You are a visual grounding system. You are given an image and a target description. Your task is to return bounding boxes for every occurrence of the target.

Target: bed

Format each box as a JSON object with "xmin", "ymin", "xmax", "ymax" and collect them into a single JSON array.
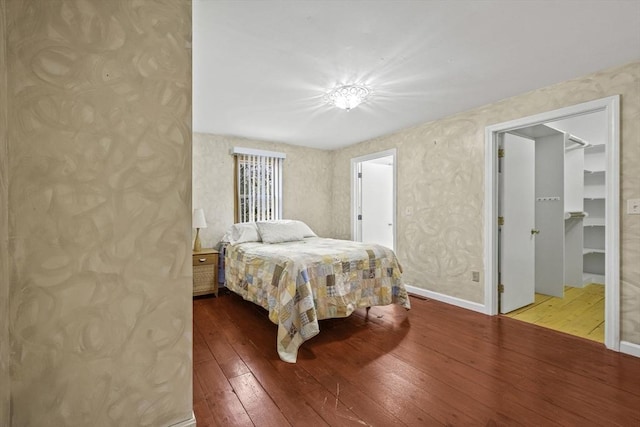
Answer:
[{"xmin": 223, "ymin": 220, "xmax": 411, "ymax": 363}]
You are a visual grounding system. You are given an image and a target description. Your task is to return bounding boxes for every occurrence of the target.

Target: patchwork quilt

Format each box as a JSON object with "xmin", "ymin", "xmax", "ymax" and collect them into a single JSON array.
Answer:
[{"xmin": 224, "ymin": 237, "xmax": 411, "ymax": 362}]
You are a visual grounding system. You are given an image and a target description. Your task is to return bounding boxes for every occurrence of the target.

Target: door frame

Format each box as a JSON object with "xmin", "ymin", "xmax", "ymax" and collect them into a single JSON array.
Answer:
[
  {"xmin": 350, "ymin": 149, "xmax": 397, "ymax": 250},
  {"xmin": 484, "ymin": 95, "xmax": 620, "ymax": 351}
]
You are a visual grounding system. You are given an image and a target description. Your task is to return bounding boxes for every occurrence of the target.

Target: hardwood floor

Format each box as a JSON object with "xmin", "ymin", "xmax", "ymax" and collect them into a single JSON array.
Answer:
[
  {"xmin": 193, "ymin": 290, "xmax": 640, "ymax": 427},
  {"xmin": 504, "ymin": 284, "xmax": 605, "ymax": 343}
]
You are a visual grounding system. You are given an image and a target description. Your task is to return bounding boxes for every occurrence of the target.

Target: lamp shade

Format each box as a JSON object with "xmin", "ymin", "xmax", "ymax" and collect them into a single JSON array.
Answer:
[{"xmin": 192, "ymin": 208, "xmax": 207, "ymax": 229}]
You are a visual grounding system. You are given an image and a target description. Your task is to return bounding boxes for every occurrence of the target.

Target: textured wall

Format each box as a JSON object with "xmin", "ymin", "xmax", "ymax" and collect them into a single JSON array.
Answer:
[
  {"xmin": 6, "ymin": 1, "xmax": 193, "ymax": 426},
  {"xmin": 331, "ymin": 62, "xmax": 640, "ymax": 344},
  {"xmin": 193, "ymin": 133, "xmax": 333, "ymax": 248},
  {"xmin": 0, "ymin": 0, "xmax": 10, "ymax": 424}
]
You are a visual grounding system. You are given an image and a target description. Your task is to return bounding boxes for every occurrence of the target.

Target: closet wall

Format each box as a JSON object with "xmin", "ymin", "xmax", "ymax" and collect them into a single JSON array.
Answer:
[
  {"xmin": 548, "ymin": 111, "xmax": 607, "ymax": 285},
  {"xmin": 563, "ymin": 134, "xmax": 586, "ymax": 288}
]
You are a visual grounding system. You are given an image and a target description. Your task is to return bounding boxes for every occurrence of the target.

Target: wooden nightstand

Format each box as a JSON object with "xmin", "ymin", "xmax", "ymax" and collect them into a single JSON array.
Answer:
[{"xmin": 193, "ymin": 249, "xmax": 219, "ymax": 297}]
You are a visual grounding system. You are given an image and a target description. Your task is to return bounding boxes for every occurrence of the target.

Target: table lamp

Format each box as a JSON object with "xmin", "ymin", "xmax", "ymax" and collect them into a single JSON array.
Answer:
[{"xmin": 192, "ymin": 208, "xmax": 207, "ymax": 251}]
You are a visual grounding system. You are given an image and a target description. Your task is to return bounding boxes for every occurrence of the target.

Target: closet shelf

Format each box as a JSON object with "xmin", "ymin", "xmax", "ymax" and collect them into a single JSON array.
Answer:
[
  {"xmin": 582, "ymin": 139, "xmax": 605, "ymax": 284},
  {"xmin": 583, "ymin": 248, "xmax": 605, "ymax": 255},
  {"xmin": 564, "ymin": 211, "xmax": 587, "ymax": 220},
  {"xmin": 584, "ymin": 218, "xmax": 605, "ymax": 227},
  {"xmin": 585, "ymin": 144, "xmax": 605, "ymax": 152}
]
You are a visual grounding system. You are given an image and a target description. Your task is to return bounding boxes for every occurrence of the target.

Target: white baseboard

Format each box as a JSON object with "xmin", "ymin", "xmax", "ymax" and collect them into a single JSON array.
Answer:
[
  {"xmin": 405, "ymin": 285, "xmax": 488, "ymax": 314},
  {"xmin": 620, "ymin": 341, "xmax": 640, "ymax": 358},
  {"xmin": 169, "ymin": 411, "xmax": 196, "ymax": 427}
]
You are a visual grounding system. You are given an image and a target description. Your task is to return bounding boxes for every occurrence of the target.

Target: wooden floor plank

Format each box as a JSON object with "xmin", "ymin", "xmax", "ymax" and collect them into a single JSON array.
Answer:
[
  {"xmin": 195, "ymin": 359, "xmax": 253, "ymax": 427},
  {"xmin": 229, "ymin": 372, "xmax": 292, "ymax": 427},
  {"xmin": 197, "ymin": 301, "xmax": 251, "ymax": 378},
  {"xmin": 302, "ymin": 387, "xmax": 390, "ymax": 427},
  {"xmin": 506, "ymin": 292, "xmax": 552, "ymax": 316},
  {"xmin": 238, "ymin": 354, "xmax": 330, "ymax": 426},
  {"xmin": 193, "ymin": 326, "xmax": 215, "ymax": 365},
  {"xmin": 193, "ymin": 291, "xmax": 640, "ymax": 426},
  {"xmin": 587, "ymin": 321, "xmax": 605, "ymax": 341},
  {"xmin": 193, "ymin": 371, "xmax": 206, "ymax": 403},
  {"xmin": 205, "ymin": 391, "xmax": 254, "ymax": 427},
  {"xmin": 192, "ymin": 399, "xmax": 219, "ymax": 427}
]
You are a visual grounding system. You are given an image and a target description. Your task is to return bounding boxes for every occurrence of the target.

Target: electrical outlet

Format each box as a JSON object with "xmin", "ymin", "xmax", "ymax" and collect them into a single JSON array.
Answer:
[
  {"xmin": 628, "ymin": 199, "xmax": 640, "ymax": 215},
  {"xmin": 472, "ymin": 271, "xmax": 480, "ymax": 282}
]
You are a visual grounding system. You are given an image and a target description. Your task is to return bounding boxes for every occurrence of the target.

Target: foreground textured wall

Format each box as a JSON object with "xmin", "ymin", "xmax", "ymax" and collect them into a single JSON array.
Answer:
[
  {"xmin": 0, "ymin": 0, "xmax": 10, "ymax": 424},
  {"xmin": 193, "ymin": 133, "xmax": 333, "ymax": 248},
  {"xmin": 7, "ymin": 1, "xmax": 193, "ymax": 425},
  {"xmin": 331, "ymin": 61, "xmax": 640, "ymax": 344}
]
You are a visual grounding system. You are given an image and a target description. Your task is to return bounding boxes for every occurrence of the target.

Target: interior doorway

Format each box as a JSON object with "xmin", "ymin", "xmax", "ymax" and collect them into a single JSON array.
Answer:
[
  {"xmin": 484, "ymin": 96, "xmax": 620, "ymax": 351},
  {"xmin": 498, "ymin": 112, "xmax": 607, "ymax": 342},
  {"xmin": 351, "ymin": 149, "xmax": 397, "ymax": 250}
]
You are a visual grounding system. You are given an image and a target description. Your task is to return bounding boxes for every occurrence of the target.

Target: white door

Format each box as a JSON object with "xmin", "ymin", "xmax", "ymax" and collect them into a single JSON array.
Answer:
[
  {"xmin": 360, "ymin": 157, "xmax": 394, "ymax": 249},
  {"xmin": 499, "ymin": 133, "xmax": 536, "ymax": 313}
]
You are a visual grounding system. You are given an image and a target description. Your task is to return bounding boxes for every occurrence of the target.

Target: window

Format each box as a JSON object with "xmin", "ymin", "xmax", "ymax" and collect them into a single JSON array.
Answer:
[{"xmin": 232, "ymin": 147, "xmax": 285, "ymax": 223}]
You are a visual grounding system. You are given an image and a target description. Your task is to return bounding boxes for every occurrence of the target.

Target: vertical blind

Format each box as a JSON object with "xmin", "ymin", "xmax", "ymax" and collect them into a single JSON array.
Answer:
[{"xmin": 234, "ymin": 148, "xmax": 285, "ymax": 223}]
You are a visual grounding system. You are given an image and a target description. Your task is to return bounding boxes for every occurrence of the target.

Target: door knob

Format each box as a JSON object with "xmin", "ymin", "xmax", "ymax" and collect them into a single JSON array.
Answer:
[{"xmin": 531, "ymin": 229, "xmax": 540, "ymax": 235}]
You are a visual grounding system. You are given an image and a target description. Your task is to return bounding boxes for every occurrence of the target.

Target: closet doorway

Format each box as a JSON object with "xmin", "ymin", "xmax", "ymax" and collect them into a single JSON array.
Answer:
[
  {"xmin": 484, "ymin": 96, "xmax": 620, "ymax": 351},
  {"xmin": 499, "ymin": 113, "xmax": 607, "ymax": 341},
  {"xmin": 351, "ymin": 149, "xmax": 397, "ymax": 250}
]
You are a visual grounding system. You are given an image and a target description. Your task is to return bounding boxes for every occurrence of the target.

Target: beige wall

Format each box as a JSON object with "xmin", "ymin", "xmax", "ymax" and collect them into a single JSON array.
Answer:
[
  {"xmin": 6, "ymin": 1, "xmax": 193, "ymax": 425},
  {"xmin": 331, "ymin": 61, "xmax": 640, "ymax": 344},
  {"xmin": 0, "ymin": 0, "xmax": 10, "ymax": 424},
  {"xmin": 193, "ymin": 133, "xmax": 333, "ymax": 248}
]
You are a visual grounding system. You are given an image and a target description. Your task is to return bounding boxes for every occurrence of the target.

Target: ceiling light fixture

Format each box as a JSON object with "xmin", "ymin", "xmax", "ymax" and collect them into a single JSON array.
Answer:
[{"xmin": 326, "ymin": 84, "xmax": 370, "ymax": 111}]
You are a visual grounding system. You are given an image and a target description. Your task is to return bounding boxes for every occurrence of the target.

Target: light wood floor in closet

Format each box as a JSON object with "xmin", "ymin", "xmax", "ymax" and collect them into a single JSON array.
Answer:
[{"xmin": 504, "ymin": 283, "xmax": 604, "ymax": 342}]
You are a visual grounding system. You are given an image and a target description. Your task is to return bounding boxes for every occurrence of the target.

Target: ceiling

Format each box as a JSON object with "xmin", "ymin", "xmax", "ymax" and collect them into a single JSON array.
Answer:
[{"xmin": 193, "ymin": 0, "xmax": 640, "ymax": 150}]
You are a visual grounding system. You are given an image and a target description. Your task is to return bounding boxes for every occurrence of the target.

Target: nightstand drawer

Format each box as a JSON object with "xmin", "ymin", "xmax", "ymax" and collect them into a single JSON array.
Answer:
[
  {"xmin": 193, "ymin": 254, "xmax": 216, "ymax": 266},
  {"xmin": 192, "ymin": 249, "xmax": 219, "ymax": 297}
]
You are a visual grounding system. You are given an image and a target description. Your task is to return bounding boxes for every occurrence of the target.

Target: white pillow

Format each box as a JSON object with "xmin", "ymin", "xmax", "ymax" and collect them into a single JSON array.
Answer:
[
  {"xmin": 228, "ymin": 222, "xmax": 261, "ymax": 244},
  {"xmin": 256, "ymin": 221, "xmax": 305, "ymax": 244},
  {"xmin": 261, "ymin": 219, "xmax": 317, "ymax": 237},
  {"xmin": 290, "ymin": 220, "xmax": 317, "ymax": 238}
]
